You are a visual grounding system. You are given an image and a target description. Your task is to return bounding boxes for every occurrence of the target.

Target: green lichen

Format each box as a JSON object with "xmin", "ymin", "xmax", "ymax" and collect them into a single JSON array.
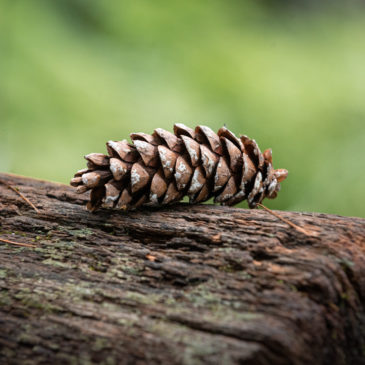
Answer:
[
  {"xmin": 218, "ymin": 265, "xmax": 236, "ymax": 273},
  {"xmin": 145, "ymin": 319, "xmax": 232, "ymax": 365},
  {"xmin": 35, "ymin": 240, "xmax": 75, "ymax": 254},
  {"xmin": 1, "ymin": 347, "xmax": 15, "ymax": 358},
  {"xmin": 104, "ymin": 356, "xmax": 116, "ymax": 365},
  {"xmin": 78, "ymin": 354, "xmax": 93, "ymax": 365},
  {"xmin": 290, "ymin": 284, "xmax": 298, "ymax": 292},
  {"xmin": 337, "ymin": 257, "xmax": 354, "ymax": 268},
  {"xmin": 52, "ymin": 240, "xmax": 75, "ymax": 249},
  {"xmin": 214, "ymin": 247, "xmax": 236, "ymax": 253},
  {"xmin": 0, "ymin": 291, "xmax": 12, "ymax": 307},
  {"xmin": 62, "ymin": 282, "xmax": 95, "ymax": 299},
  {"xmin": 0, "ymin": 269, "xmax": 7, "ymax": 279},
  {"xmin": 106, "ymin": 256, "xmax": 144, "ymax": 279},
  {"xmin": 183, "ymin": 340, "xmax": 225, "ymax": 365},
  {"xmin": 121, "ymin": 290, "xmax": 162, "ymax": 306},
  {"xmin": 17, "ymin": 332, "xmax": 39, "ymax": 345},
  {"xmin": 92, "ymin": 337, "xmax": 110, "ymax": 352},
  {"xmin": 13, "ymin": 288, "xmax": 62, "ymax": 314},
  {"xmin": 185, "ymin": 281, "xmax": 223, "ymax": 308},
  {"xmin": 239, "ymin": 271, "xmax": 252, "ymax": 279},
  {"xmin": 57, "ymin": 226, "xmax": 94, "ymax": 239},
  {"xmin": 42, "ymin": 258, "xmax": 76, "ymax": 269}
]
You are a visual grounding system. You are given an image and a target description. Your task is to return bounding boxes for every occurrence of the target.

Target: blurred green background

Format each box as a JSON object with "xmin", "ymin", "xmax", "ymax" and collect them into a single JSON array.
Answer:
[{"xmin": 1, "ymin": 0, "xmax": 364, "ymax": 217}]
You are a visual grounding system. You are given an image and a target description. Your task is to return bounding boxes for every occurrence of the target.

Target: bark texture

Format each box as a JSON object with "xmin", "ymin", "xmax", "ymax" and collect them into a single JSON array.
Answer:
[{"xmin": 0, "ymin": 173, "xmax": 364, "ymax": 365}]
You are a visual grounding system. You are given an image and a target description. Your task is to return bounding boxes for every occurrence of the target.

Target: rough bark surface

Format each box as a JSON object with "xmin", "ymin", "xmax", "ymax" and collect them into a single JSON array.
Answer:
[{"xmin": 0, "ymin": 173, "xmax": 364, "ymax": 365}]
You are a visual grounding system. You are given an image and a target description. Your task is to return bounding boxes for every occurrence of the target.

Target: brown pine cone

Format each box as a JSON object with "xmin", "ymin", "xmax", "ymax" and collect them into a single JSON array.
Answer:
[{"xmin": 70, "ymin": 124, "xmax": 288, "ymax": 212}]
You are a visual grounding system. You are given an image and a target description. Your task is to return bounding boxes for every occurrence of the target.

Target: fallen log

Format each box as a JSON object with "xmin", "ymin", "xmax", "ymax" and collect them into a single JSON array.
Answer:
[{"xmin": 0, "ymin": 173, "xmax": 364, "ymax": 365}]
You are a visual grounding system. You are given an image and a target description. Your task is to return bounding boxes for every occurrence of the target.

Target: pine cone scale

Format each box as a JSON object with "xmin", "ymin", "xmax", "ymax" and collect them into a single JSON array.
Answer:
[
  {"xmin": 158, "ymin": 145, "xmax": 177, "ymax": 179},
  {"xmin": 213, "ymin": 157, "xmax": 230, "ymax": 192},
  {"xmin": 180, "ymin": 135, "xmax": 201, "ymax": 167}
]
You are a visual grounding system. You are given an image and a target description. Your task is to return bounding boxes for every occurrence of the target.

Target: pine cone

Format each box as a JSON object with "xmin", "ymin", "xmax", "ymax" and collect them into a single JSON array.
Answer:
[{"xmin": 70, "ymin": 124, "xmax": 288, "ymax": 212}]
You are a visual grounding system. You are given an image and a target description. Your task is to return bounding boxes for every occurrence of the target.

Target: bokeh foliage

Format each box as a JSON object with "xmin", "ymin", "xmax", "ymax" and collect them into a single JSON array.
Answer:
[{"xmin": 1, "ymin": 0, "xmax": 364, "ymax": 217}]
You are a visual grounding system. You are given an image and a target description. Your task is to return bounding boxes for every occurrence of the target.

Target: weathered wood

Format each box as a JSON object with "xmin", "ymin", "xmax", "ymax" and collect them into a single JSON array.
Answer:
[{"xmin": 0, "ymin": 172, "xmax": 364, "ymax": 365}]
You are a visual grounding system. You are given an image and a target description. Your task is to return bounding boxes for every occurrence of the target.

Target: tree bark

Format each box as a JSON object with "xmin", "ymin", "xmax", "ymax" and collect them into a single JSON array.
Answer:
[{"xmin": 0, "ymin": 173, "xmax": 364, "ymax": 365}]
